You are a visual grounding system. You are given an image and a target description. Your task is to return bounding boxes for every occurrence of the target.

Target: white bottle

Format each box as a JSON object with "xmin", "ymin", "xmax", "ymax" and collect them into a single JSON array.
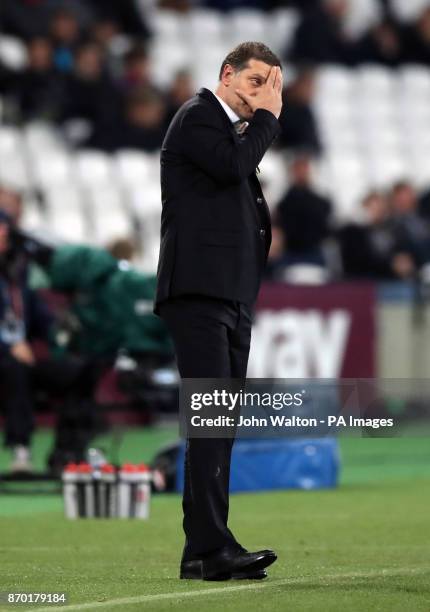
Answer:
[
  {"xmin": 117, "ymin": 464, "xmax": 137, "ymax": 518},
  {"xmin": 62, "ymin": 463, "xmax": 79, "ymax": 519},
  {"xmin": 134, "ymin": 464, "xmax": 151, "ymax": 520},
  {"xmin": 99, "ymin": 464, "xmax": 117, "ymax": 518},
  {"xmin": 78, "ymin": 463, "xmax": 95, "ymax": 518}
]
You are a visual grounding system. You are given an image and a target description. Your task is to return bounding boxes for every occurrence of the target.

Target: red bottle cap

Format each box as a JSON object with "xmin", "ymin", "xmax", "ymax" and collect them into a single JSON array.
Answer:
[
  {"xmin": 122, "ymin": 463, "xmax": 138, "ymax": 472},
  {"xmin": 101, "ymin": 464, "xmax": 116, "ymax": 473},
  {"xmin": 77, "ymin": 462, "xmax": 92, "ymax": 473},
  {"xmin": 64, "ymin": 463, "xmax": 78, "ymax": 472},
  {"xmin": 137, "ymin": 463, "xmax": 150, "ymax": 472}
]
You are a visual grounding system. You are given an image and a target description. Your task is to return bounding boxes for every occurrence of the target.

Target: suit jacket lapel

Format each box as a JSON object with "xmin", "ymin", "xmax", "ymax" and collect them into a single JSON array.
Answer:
[{"xmin": 197, "ymin": 88, "xmax": 239, "ymax": 138}]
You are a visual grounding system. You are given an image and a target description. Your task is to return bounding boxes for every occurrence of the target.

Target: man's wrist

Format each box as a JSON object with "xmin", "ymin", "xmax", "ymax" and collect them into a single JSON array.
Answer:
[{"xmin": 253, "ymin": 108, "xmax": 281, "ymax": 124}]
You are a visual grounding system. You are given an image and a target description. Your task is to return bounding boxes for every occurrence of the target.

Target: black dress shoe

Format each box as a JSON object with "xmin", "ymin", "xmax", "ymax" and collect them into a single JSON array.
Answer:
[
  {"xmin": 180, "ymin": 559, "xmax": 267, "ymax": 580},
  {"xmin": 201, "ymin": 547, "xmax": 277, "ymax": 581}
]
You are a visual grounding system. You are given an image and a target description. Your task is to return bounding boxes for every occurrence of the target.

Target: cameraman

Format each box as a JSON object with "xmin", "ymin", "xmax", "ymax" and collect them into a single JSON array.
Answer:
[{"xmin": 0, "ymin": 210, "xmax": 96, "ymax": 473}]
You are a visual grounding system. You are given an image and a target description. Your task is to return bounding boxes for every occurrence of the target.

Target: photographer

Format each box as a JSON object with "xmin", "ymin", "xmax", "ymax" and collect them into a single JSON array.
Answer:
[{"xmin": 0, "ymin": 210, "xmax": 97, "ymax": 473}]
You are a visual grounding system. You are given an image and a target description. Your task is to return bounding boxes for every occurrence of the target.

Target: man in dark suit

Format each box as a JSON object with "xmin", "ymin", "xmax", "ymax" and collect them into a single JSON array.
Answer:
[{"xmin": 154, "ymin": 42, "xmax": 283, "ymax": 581}]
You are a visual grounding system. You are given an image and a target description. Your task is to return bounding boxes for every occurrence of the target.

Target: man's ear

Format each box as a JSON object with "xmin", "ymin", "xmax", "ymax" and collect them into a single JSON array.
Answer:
[{"xmin": 221, "ymin": 64, "xmax": 234, "ymax": 86}]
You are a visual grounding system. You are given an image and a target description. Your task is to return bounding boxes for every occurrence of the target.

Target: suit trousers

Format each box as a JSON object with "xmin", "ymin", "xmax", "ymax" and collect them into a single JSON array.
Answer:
[{"xmin": 158, "ymin": 294, "xmax": 253, "ymax": 558}]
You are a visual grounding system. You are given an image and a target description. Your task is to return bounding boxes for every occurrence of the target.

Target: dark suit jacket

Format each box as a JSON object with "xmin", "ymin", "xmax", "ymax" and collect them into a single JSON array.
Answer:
[{"xmin": 154, "ymin": 87, "xmax": 280, "ymax": 314}]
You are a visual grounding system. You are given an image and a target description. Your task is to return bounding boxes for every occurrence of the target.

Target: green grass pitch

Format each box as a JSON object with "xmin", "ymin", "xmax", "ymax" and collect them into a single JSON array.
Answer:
[{"xmin": 0, "ymin": 430, "xmax": 429, "ymax": 612}]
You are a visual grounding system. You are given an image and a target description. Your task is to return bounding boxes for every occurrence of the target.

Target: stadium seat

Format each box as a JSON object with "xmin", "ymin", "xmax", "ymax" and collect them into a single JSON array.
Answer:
[
  {"xmin": 114, "ymin": 150, "xmax": 154, "ymax": 189},
  {"xmin": 320, "ymin": 154, "xmax": 369, "ymax": 218},
  {"xmin": 187, "ymin": 9, "xmax": 224, "ymax": 44},
  {"xmin": 399, "ymin": 65, "xmax": 430, "ymax": 95},
  {"xmin": 227, "ymin": 10, "xmax": 269, "ymax": 47},
  {"xmin": 389, "ymin": 0, "xmax": 430, "ymax": 22},
  {"xmin": 149, "ymin": 9, "xmax": 185, "ymax": 42},
  {"xmin": 355, "ymin": 65, "xmax": 395, "ymax": 99},
  {"xmin": 74, "ymin": 151, "xmax": 113, "ymax": 188},
  {"xmin": 0, "ymin": 36, "xmax": 27, "ymax": 70},
  {"xmin": 0, "ymin": 126, "xmax": 23, "ymax": 156},
  {"xmin": 361, "ymin": 126, "xmax": 404, "ymax": 155},
  {"xmin": 84, "ymin": 185, "xmax": 132, "ymax": 245},
  {"xmin": 24, "ymin": 122, "xmax": 65, "ymax": 163},
  {"xmin": 268, "ymin": 8, "xmax": 300, "ymax": 55},
  {"xmin": 345, "ymin": 0, "xmax": 382, "ymax": 37},
  {"xmin": 315, "ymin": 67, "xmax": 354, "ymax": 100},
  {"xmin": 367, "ymin": 152, "xmax": 409, "ymax": 188},
  {"xmin": 191, "ymin": 44, "xmax": 227, "ymax": 89},
  {"xmin": 128, "ymin": 184, "xmax": 162, "ymax": 218},
  {"xmin": 0, "ymin": 152, "xmax": 29, "ymax": 191},
  {"xmin": 43, "ymin": 186, "xmax": 88, "ymax": 242},
  {"xmin": 408, "ymin": 148, "xmax": 430, "ymax": 187},
  {"xmin": 150, "ymin": 40, "xmax": 192, "ymax": 87},
  {"xmin": 86, "ymin": 184, "xmax": 127, "ymax": 215},
  {"xmin": 33, "ymin": 152, "xmax": 73, "ymax": 189}
]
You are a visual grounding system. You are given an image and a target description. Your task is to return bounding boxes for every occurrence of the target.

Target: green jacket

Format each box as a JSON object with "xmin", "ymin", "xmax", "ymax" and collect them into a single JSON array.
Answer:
[{"xmin": 49, "ymin": 245, "xmax": 172, "ymax": 357}]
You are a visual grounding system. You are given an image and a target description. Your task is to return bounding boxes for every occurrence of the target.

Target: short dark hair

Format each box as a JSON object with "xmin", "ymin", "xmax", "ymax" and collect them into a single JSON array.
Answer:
[{"xmin": 219, "ymin": 42, "xmax": 281, "ymax": 81}]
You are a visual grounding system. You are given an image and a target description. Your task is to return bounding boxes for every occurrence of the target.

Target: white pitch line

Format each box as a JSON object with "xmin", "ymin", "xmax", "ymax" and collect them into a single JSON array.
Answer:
[{"xmin": 31, "ymin": 566, "xmax": 430, "ymax": 612}]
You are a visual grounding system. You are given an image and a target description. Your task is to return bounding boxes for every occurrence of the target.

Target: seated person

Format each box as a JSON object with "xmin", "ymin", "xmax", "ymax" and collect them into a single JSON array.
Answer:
[
  {"xmin": 0, "ymin": 211, "xmax": 96, "ymax": 473},
  {"xmin": 338, "ymin": 191, "xmax": 416, "ymax": 280}
]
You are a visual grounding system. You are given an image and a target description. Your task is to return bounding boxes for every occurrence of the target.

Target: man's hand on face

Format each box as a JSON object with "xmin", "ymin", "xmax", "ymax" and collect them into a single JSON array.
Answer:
[
  {"xmin": 235, "ymin": 66, "xmax": 283, "ymax": 120},
  {"xmin": 11, "ymin": 341, "xmax": 35, "ymax": 366}
]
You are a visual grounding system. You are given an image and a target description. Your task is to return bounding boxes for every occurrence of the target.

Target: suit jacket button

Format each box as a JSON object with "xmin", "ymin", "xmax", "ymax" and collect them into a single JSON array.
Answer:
[
  {"xmin": 260, "ymin": 229, "xmax": 266, "ymax": 237},
  {"xmin": 257, "ymin": 197, "xmax": 263, "ymax": 204}
]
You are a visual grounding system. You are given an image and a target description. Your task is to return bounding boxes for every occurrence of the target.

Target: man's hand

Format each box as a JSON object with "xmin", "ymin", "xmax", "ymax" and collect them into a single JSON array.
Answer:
[
  {"xmin": 11, "ymin": 341, "xmax": 35, "ymax": 365},
  {"xmin": 235, "ymin": 66, "xmax": 283, "ymax": 119}
]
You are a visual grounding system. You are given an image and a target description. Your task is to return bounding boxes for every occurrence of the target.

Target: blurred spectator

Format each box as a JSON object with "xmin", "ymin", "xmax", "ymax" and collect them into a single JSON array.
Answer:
[
  {"xmin": 10, "ymin": 37, "xmax": 64, "ymax": 122},
  {"xmin": 158, "ymin": 0, "xmax": 192, "ymax": 11},
  {"xmin": 289, "ymin": 0, "xmax": 356, "ymax": 65},
  {"xmin": 87, "ymin": 0, "xmax": 151, "ymax": 38},
  {"xmin": 60, "ymin": 41, "xmax": 120, "ymax": 125},
  {"xmin": 201, "ymin": 0, "xmax": 267, "ymax": 9},
  {"xmin": 268, "ymin": 155, "xmax": 332, "ymax": 277},
  {"xmin": 164, "ymin": 69, "xmax": 194, "ymax": 126},
  {"xmin": 0, "ymin": 187, "xmax": 23, "ymax": 226},
  {"xmin": 277, "ymin": 68, "xmax": 321, "ymax": 154},
  {"xmin": 338, "ymin": 191, "xmax": 416, "ymax": 279},
  {"xmin": 0, "ymin": 211, "xmax": 96, "ymax": 473},
  {"xmin": 50, "ymin": 8, "xmax": 81, "ymax": 72},
  {"xmin": 118, "ymin": 44, "xmax": 152, "ymax": 94},
  {"xmin": 402, "ymin": 7, "xmax": 430, "ymax": 65},
  {"xmin": 107, "ymin": 238, "xmax": 137, "ymax": 262},
  {"xmin": 88, "ymin": 88, "xmax": 166, "ymax": 153},
  {"xmin": 0, "ymin": 0, "xmax": 52, "ymax": 39},
  {"xmin": 389, "ymin": 181, "xmax": 430, "ymax": 268},
  {"xmin": 356, "ymin": 19, "xmax": 403, "ymax": 67}
]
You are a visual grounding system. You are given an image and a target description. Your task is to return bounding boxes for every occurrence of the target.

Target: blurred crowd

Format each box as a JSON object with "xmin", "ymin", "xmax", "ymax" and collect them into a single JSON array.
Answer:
[
  {"xmin": 0, "ymin": 2, "xmax": 192, "ymax": 151},
  {"xmin": 2, "ymin": 0, "xmax": 430, "ymax": 282},
  {"xmin": 267, "ymin": 156, "xmax": 430, "ymax": 283},
  {"xmin": 1, "ymin": 1, "xmax": 430, "ymax": 148}
]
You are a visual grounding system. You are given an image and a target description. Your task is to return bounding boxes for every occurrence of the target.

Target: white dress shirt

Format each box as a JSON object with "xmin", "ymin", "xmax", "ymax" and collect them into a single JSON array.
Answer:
[{"xmin": 214, "ymin": 93, "xmax": 240, "ymax": 124}]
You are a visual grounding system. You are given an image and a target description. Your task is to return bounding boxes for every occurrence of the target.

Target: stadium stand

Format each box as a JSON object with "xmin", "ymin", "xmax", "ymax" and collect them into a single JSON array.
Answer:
[{"xmin": 1, "ymin": 1, "xmax": 430, "ymax": 275}]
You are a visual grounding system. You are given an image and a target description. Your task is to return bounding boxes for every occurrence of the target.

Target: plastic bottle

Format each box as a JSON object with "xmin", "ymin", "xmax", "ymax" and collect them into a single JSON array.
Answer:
[
  {"xmin": 99, "ymin": 464, "xmax": 117, "ymax": 518},
  {"xmin": 77, "ymin": 462, "xmax": 95, "ymax": 518},
  {"xmin": 62, "ymin": 463, "xmax": 79, "ymax": 519},
  {"xmin": 134, "ymin": 464, "xmax": 151, "ymax": 520},
  {"xmin": 117, "ymin": 464, "xmax": 137, "ymax": 518}
]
